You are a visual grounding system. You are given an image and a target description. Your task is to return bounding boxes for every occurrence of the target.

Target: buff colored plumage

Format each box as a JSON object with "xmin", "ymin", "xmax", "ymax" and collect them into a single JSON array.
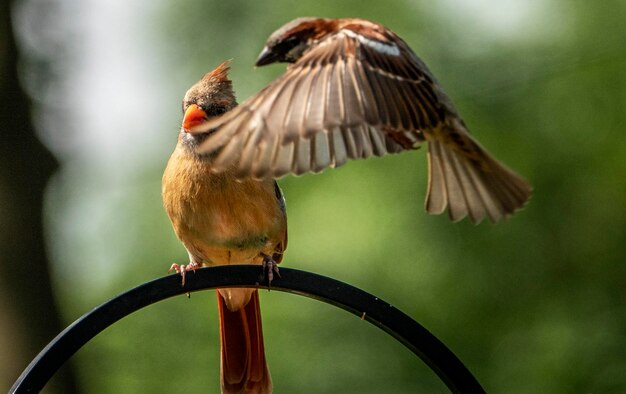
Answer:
[{"xmin": 163, "ymin": 62, "xmax": 285, "ymax": 393}]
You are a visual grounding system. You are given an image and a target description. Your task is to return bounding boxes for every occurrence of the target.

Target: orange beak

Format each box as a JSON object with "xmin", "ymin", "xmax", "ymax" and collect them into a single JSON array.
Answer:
[{"xmin": 182, "ymin": 104, "xmax": 208, "ymax": 131}]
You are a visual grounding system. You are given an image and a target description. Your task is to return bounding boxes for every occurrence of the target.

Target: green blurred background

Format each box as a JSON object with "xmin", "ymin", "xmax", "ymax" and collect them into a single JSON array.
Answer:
[{"xmin": 2, "ymin": 0, "xmax": 625, "ymax": 392}]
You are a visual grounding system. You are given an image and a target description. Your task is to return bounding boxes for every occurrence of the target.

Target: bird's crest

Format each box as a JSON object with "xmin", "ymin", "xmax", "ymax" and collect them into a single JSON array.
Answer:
[{"xmin": 204, "ymin": 60, "xmax": 232, "ymax": 83}]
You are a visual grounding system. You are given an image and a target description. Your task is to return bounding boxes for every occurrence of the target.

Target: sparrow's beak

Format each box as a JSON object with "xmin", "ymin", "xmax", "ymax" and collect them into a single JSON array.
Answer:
[
  {"xmin": 182, "ymin": 104, "xmax": 208, "ymax": 132},
  {"xmin": 255, "ymin": 46, "xmax": 279, "ymax": 67}
]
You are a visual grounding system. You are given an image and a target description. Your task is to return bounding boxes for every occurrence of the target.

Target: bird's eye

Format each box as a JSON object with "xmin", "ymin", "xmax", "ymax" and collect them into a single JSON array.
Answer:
[
  {"xmin": 205, "ymin": 103, "xmax": 227, "ymax": 117},
  {"xmin": 277, "ymin": 36, "xmax": 300, "ymax": 53}
]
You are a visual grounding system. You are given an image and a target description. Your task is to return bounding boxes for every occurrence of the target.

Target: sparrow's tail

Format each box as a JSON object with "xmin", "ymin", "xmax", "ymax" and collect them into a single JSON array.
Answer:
[
  {"xmin": 217, "ymin": 290, "xmax": 272, "ymax": 394},
  {"xmin": 425, "ymin": 118, "xmax": 532, "ymax": 224}
]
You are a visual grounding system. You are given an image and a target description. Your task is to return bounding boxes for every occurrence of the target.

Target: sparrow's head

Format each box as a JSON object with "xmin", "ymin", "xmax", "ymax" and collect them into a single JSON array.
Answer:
[
  {"xmin": 181, "ymin": 61, "xmax": 237, "ymax": 132},
  {"xmin": 255, "ymin": 17, "xmax": 338, "ymax": 66}
]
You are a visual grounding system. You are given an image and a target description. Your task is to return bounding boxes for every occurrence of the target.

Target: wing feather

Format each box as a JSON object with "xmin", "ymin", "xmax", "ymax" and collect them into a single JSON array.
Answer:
[
  {"xmin": 312, "ymin": 131, "xmax": 332, "ymax": 172},
  {"xmin": 284, "ymin": 64, "xmax": 316, "ymax": 135},
  {"xmin": 303, "ymin": 60, "xmax": 331, "ymax": 136},
  {"xmin": 325, "ymin": 60, "xmax": 344, "ymax": 126},
  {"xmin": 330, "ymin": 127, "xmax": 348, "ymax": 167},
  {"xmin": 352, "ymin": 59, "xmax": 380, "ymax": 124},
  {"xmin": 340, "ymin": 125, "xmax": 358, "ymax": 159},
  {"xmin": 271, "ymin": 139, "xmax": 295, "ymax": 178},
  {"xmin": 342, "ymin": 56, "xmax": 365, "ymax": 126},
  {"xmin": 293, "ymin": 136, "xmax": 311, "ymax": 175}
]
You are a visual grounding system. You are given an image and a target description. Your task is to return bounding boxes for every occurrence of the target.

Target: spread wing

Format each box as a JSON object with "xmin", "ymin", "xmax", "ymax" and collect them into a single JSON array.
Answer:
[{"xmin": 191, "ymin": 28, "xmax": 447, "ymax": 179}]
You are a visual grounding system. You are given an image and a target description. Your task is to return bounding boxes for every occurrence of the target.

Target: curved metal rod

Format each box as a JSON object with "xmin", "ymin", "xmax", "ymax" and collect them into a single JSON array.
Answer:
[{"xmin": 11, "ymin": 266, "xmax": 484, "ymax": 393}]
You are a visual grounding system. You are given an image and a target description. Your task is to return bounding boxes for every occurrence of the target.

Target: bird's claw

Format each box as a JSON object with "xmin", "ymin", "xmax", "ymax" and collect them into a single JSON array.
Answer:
[
  {"xmin": 261, "ymin": 255, "xmax": 281, "ymax": 289},
  {"xmin": 169, "ymin": 262, "xmax": 199, "ymax": 287}
]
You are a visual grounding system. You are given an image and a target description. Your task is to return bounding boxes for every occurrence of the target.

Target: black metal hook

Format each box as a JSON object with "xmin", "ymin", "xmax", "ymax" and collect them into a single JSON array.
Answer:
[{"xmin": 10, "ymin": 265, "xmax": 485, "ymax": 393}]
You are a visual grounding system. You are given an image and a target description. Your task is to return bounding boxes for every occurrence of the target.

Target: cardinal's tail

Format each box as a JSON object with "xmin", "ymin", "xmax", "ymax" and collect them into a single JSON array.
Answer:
[
  {"xmin": 425, "ymin": 118, "xmax": 532, "ymax": 224},
  {"xmin": 217, "ymin": 290, "xmax": 272, "ymax": 394}
]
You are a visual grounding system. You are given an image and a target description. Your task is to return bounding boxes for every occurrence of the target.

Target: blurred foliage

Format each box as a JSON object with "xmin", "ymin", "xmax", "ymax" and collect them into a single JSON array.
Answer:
[{"xmin": 4, "ymin": 0, "xmax": 626, "ymax": 392}]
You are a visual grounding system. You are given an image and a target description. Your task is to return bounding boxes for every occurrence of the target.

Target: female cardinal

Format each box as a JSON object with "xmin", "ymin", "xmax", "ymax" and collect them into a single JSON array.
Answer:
[{"xmin": 162, "ymin": 61, "xmax": 286, "ymax": 393}]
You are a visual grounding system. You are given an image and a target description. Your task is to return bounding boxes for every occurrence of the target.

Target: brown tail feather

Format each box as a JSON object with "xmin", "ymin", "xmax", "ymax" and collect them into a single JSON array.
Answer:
[
  {"xmin": 218, "ymin": 290, "xmax": 272, "ymax": 394},
  {"xmin": 426, "ymin": 120, "xmax": 532, "ymax": 224}
]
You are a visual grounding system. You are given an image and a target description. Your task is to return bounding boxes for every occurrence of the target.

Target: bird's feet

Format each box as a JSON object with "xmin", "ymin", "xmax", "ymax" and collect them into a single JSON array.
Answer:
[
  {"xmin": 169, "ymin": 262, "xmax": 199, "ymax": 287},
  {"xmin": 261, "ymin": 254, "xmax": 281, "ymax": 289}
]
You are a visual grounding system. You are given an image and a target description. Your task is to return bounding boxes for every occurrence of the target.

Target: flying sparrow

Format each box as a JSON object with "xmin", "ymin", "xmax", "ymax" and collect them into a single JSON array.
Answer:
[{"xmin": 191, "ymin": 17, "xmax": 532, "ymax": 224}]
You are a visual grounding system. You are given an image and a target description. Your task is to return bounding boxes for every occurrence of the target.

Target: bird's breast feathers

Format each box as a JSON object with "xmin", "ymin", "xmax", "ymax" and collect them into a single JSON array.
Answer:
[{"xmin": 162, "ymin": 145, "xmax": 285, "ymax": 255}]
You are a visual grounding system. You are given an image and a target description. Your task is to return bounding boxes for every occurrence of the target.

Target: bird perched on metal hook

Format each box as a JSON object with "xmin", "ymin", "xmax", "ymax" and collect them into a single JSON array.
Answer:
[{"xmin": 163, "ymin": 62, "xmax": 285, "ymax": 394}]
